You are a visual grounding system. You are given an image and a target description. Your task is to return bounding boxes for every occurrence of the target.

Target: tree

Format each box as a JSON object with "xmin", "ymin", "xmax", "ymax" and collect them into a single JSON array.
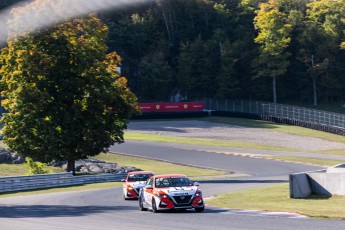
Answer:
[
  {"xmin": 177, "ymin": 35, "xmax": 216, "ymax": 99},
  {"xmin": 0, "ymin": 2, "xmax": 137, "ymax": 175},
  {"xmin": 296, "ymin": 0, "xmax": 345, "ymax": 105},
  {"xmin": 216, "ymin": 39, "xmax": 241, "ymax": 99},
  {"xmin": 253, "ymin": 0, "xmax": 292, "ymax": 103},
  {"xmin": 138, "ymin": 51, "xmax": 173, "ymax": 101},
  {"xmin": 107, "ymin": 13, "xmax": 153, "ymax": 94}
]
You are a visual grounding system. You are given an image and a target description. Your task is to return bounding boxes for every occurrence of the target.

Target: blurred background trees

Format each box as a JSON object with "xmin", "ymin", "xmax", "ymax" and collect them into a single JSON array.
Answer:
[{"xmin": 1, "ymin": 0, "xmax": 344, "ymax": 104}]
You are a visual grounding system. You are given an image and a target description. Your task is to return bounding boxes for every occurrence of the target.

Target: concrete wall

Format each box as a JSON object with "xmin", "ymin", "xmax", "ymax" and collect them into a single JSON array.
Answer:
[
  {"xmin": 290, "ymin": 165, "xmax": 345, "ymax": 198},
  {"xmin": 289, "ymin": 173, "xmax": 312, "ymax": 198},
  {"xmin": 308, "ymin": 172, "xmax": 345, "ymax": 195}
]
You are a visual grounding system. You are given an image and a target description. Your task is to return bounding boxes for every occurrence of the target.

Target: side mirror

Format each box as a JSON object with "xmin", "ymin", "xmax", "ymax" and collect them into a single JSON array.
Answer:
[
  {"xmin": 121, "ymin": 179, "xmax": 125, "ymax": 182},
  {"xmin": 194, "ymin": 182, "xmax": 200, "ymax": 186},
  {"xmin": 145, "ymin": 185, "xmax": 153, "ymax": 190}
]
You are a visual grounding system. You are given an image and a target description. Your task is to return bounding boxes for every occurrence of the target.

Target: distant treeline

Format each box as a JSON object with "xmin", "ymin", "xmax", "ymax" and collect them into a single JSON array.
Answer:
[
  {"xmin": 1, "ymin": 0, "xmax": 344, "ymax": 105},
  {"xmin": 101, "ymin": 0, "xmax": 344, "ymax": 105}
]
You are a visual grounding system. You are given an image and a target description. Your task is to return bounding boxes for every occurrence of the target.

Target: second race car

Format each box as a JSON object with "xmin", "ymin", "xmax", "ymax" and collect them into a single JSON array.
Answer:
[{"xmin": 122, "ymin": 171, "xmax": 154, "ymax": 200}]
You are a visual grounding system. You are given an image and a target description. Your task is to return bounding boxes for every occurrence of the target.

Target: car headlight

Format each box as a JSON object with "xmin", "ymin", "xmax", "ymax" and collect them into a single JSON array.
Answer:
[
  {"xmin": 195, "ymin": 190, "xmax": 202, "ymax": 197},
  {"xmin": 156, "ymin": 191, "xmax": 168, "ymax": 198}
]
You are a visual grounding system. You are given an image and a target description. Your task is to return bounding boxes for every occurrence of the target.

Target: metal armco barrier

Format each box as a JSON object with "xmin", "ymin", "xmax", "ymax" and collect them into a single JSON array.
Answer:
[{"xmin": 0, "ymin": 172, "xmax": 127, "ymax": 193}]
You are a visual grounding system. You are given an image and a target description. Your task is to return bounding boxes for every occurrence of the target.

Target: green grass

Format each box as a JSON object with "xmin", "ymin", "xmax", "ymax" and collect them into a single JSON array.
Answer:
[
  {"xmin": 0, "ymin": 152, "xmax": 228, "ymax": 198},
  {"xmin": 263, "ymin": 156, "xmax": 344, "ymax": 167},
  {"xmin": 0, "ymin": 182, "xmax": 122, "ymax": 198},
  {"xmin": 0, "ymin": 153, "xmax": 228, "ymax": 178},
  {"xmin": 317, "ymin": 148, "xmax": 345, "ymax": 156},
  {"xmin": 206, "ymin": 183, "xmax": 345, "ymax": 219},
  {"xmin": 0, "ymin": 140, "xmax": 8, "ymax": 149},
  {"xmin": 199, "ymin": 117, "xmax": 345, "ymax": 145},
  {"xmin": 94, "ymin": 152, "xmax": 229, "ymax": 177},
  {"xmin": 0, "ymin": 164, "xmax": 65, "ymax": 177},
  {"xmin": 124, "ymin": 132, "xmax": 298, "ymax": 152},
  {"xmin": 127, "ymin": 117, "xmax": 345, "ymax": 153}
]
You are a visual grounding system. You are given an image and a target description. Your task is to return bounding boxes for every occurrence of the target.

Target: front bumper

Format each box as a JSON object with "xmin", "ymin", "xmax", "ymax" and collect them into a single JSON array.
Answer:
[
  {"xmin": 125, "ymin": 187, "xmax": 142, "ymax": 199},
  {"xmin": 156, "ymin": 195, "xmax": 204, "ymax": 210}
]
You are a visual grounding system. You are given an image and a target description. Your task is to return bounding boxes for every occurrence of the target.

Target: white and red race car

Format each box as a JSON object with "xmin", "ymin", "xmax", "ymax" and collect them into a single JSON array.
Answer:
[
  {"xmin": 122, "ymin": 171, "xmax": 154, "ymax": 200},
  {"xmin": 138, "ymin": 174, "xmax": 204, "ymax": 212}
]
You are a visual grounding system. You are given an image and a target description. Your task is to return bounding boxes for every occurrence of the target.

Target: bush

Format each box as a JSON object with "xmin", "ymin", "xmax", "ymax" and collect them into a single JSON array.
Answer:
[{"xmin": 25, "ymin": 157, "xmax": 49, "ymax": 175}]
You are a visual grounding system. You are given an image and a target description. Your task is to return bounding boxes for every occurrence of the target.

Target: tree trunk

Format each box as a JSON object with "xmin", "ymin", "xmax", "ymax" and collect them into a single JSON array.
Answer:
[
  {"xmin": 67, "ymin": 159, "xmax": 76, "ymax": 176},
  {"xmin": 311, "ymin": 55, "xmax": 317, "ymax": 106},
  {"xmin": 272, "ymin": 76, "xmax": 277, "ymax": 104},
  {"xmin": 162, "ymin": 10, "xmax": 172, "ymax": 41},
  {"xmin": 312, "ymin": 75, "xmax": 317, "ymax": 106}
]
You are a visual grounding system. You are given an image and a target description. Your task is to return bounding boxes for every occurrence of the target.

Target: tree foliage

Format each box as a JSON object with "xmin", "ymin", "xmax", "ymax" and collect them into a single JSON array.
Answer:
[
  {"xmin": 1, "ymin": 0, "xmax": 345, "ymax": 105},
  {"xmin": 0, "ymin": 2, "xmax": 137, "ymax": 174},
  {"xmin": 25, "ymin": 157, "xmax": 49, "ymax": 175},
  {"xmin": 253, "ymin": 0, "xmax": 292, "ymax": 103}
]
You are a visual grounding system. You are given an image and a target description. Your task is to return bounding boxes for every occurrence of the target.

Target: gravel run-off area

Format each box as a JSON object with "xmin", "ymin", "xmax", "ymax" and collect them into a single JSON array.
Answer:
[{"xmin": 127, "ymin": 120, "xmax": 345, "ymax": 152}]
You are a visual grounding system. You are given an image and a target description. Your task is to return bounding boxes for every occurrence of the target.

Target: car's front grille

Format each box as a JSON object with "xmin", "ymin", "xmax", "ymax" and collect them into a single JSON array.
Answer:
[{"xmin": 172, "ymin": 195, "xmax": 192, "ymax": 204}]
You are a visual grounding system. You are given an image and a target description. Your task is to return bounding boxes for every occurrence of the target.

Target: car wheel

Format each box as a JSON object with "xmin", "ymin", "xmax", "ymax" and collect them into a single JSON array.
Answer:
[
  {"xmin": 195, "ymin": 206, "xmax": 205, "ymax": 212},
  {"xmin": 152, "ymin": 199, "xmax": 159, "ymax": 213},
  {"xmin": 139, "ymin": 198, "xmax": 147, "ymax": 211},
  {"xmin": 123, "ymin": 193, "xmax": 130, "ymax": 200}
]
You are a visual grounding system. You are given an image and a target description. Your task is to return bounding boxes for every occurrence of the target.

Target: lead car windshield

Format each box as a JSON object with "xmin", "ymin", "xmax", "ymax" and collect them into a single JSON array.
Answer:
[
  {"xmin": 127, "ymin": 174, "xmax": 153, "ymax": 182},
  {"xmin": 155, "ymin": 177, "xmax": 193, "ymax": 188}
]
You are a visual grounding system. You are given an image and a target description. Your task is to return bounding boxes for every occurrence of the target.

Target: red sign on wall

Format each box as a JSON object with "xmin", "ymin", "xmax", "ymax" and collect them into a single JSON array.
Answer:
[{"xmin": 138, "ymin": 101, "xmax": 205, "ymax": 113}]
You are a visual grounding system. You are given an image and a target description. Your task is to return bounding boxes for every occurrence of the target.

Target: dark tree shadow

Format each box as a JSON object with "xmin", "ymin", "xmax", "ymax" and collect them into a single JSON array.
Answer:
[{"xmin": 0, "ymin": 205, "xmax": 138, "ymax": 218}]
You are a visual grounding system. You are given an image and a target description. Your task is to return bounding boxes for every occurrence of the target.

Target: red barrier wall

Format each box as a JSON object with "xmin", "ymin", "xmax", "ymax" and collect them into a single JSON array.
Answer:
[{"xmin": 138, "ymin": 101, "xmax": 205, "ymax": 113}]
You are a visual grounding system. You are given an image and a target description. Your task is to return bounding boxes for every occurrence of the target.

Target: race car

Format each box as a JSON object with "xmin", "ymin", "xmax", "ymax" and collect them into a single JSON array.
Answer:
[
  {"xmin": 138, "ymin": 174, "xmax": 204, "ymax": 213},
  {"xmin": 122, "ymin": 171, "xmax": 154, "ymax": 200}
]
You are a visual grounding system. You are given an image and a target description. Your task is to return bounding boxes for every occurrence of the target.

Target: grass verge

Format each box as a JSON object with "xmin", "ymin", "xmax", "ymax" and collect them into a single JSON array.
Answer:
[
  {"xmin": 94, "ymin": 152, "xmax": 229, "ymax": 177},
  {"xmin": 206, "ymin": 183, "xmax": 345, "ymax": 219},
  {"xmin": 0, "ymin": 164, "xmax": 65, "ymax": 177},
  {"xmin": 262, "ymin": 156, "xmax": 344, "ymax": 167},
  {"xmin": 0, "ymin": 182, "xmax": 121, "ymax": 198},
  {"xmin": 199, "ymin": 117, "xmax": 345, "ymax": 145},
  {"xmin": 0, "ymin": 153, "xmax": 228, "ymax": 198},
  {"xmin": 124, "ymin": 132, "xmax": 298, "ymax": 152},
  {"xmin": 318, "ymin": 148, "xmax": 345, "ymax": 156}
]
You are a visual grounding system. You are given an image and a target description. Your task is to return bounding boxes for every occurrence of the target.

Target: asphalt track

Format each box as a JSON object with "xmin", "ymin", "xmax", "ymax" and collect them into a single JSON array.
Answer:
[
  {"xmin": 109, "ymin": 140, "xmax": 323, "ymax": 177},
  {"xmin": 1, "ymin": 140, "xmax": 345, "ymax": 230}
]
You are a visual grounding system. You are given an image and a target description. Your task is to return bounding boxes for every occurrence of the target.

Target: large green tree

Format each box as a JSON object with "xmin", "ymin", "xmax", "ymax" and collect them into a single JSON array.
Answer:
[
  {"xmin": 0, "ymin": 3, "xmax": 137, "ymax": 174},
  {"xmin": 253, "ymin": 0, "xmax": 292, "ymax": 104}
]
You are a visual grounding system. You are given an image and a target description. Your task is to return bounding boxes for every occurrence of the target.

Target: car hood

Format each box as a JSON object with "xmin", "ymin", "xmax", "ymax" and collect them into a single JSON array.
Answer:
[
  {"xmin": 128, "ymin": 181, "xmax": 146, "ymax": 188},
  {"xmin": 159, "ymin": 186, "xmax": 198, "ymax": 196}
]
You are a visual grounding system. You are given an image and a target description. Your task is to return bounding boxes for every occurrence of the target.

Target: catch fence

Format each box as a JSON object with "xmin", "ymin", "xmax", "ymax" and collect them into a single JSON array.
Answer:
[{"xmin": 204, "ymin": 99, "xmax": 345, "ymax": 130}]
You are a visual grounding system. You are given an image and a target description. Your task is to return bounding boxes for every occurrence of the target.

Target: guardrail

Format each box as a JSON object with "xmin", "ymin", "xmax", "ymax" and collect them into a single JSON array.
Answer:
[{"xmin": 0, "ymin": 172, "xmax": 127, "ymax": 193}]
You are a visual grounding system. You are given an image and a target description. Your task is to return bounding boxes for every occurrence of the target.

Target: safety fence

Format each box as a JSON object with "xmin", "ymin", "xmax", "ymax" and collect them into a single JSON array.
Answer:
[
  {"xmin": 0, "ymin": 172, "xmax": 127, "ymax": 193},
  {"xmin": 204, "ymin": 99, "xmax": 345, "ymax": 135}
]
